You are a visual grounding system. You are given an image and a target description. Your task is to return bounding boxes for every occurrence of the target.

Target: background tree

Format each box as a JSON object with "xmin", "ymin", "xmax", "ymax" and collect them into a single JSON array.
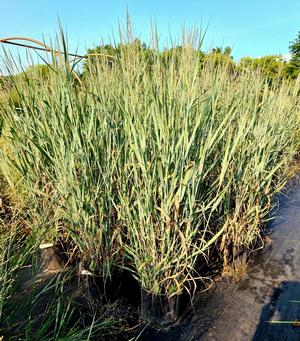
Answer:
[
  {"xmin": 224, "ymin": 46, "xmax": 232, "ymax": 56},
  {"xmin": 205, "ymin": 46, "xmax": 235, "ymax": 71},
  {"xmin": 82, "ymin": 39, "xmax": 155, "ymax": 78},
  {"xmin": 239, "ymin": 55, "xmax": 285, "ymax": 81},
  {"xmin": 161, "ymin": 45, "xmax": 205, "ymax": 69},
  {"xmin": 286, "ymin": 31, "xmax": 300, "ymax": 79},
  {"xmin": 83, "ymin": 44, "xmax": 119, "ymax": 77}
]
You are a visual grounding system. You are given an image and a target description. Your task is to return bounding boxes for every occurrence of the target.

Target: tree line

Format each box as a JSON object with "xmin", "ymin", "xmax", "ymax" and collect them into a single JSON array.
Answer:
[
  {"xmin": 1, "ymin": 31, "xmax": 300, "ymax": 85},
  {"xmin": 83, "ymin": 31, "xmax": 300, "ymax": 81}
]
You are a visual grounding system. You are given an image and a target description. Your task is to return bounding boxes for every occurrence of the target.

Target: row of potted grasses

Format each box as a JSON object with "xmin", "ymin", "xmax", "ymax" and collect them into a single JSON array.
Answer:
[{"xmin": 0, "ymin": 31, "xmax": 300, "ymax": 324}]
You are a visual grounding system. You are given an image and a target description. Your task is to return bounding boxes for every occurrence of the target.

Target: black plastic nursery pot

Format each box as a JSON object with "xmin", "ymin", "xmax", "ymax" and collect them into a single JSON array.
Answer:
[
  {"xmin": 80, "ymin": 271, "xmax": 116, "ymax": 301},
  {"xmin": 38, "ymin": 243, "xmax": 64, "ymax": 272},
  {"xmin": 140, "ymin": 288, "xmax": 184, "ymax": 326},
  {"xmin": 79, "ymin": 269, "xmax": 141, "ymax": 305}
]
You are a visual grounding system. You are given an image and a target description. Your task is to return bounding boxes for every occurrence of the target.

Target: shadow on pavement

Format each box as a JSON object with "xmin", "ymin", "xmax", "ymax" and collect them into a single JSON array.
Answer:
[{"xmin": 253, "ymin": 281, "xmax": 300, "ymax": 341}]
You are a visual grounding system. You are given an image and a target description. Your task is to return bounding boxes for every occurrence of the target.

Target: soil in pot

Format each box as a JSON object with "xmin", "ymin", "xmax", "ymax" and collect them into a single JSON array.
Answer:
[{"xmin": 140, "ymin": 289, "xmax": 187, "ymax": 327}]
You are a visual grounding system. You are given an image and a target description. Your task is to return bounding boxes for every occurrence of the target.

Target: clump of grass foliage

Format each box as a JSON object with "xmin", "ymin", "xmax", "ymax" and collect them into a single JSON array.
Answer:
[{"xmin": 0, "ymin": 22, "xmax": 300, "ymax": 336}]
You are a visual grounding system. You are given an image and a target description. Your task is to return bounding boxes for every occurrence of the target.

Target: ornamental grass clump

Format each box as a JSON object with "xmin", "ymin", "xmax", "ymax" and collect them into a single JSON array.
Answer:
[
  {"xmin": 112, "ymin": 35, "xmax": 233, "ymax": 298},
  {"xmin": 0, "ymin": 46, "xmax": 124, "ymax": 279},
  {"xmin": 0, "ymin": 24, "xmax": 299, "ymax": 323}
]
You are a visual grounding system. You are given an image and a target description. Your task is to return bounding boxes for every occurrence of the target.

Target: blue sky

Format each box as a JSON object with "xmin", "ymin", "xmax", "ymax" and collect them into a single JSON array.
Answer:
[{"xmin": 1, "ymin": 0, "xmax": 300, "ymax": 63}]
